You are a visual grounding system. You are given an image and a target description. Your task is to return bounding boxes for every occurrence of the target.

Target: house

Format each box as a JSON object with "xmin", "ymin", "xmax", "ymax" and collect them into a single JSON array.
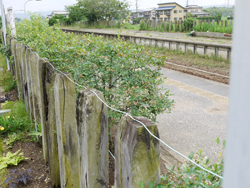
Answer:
[
  {"xmin": 47, "ymin": 10, "xmax": 69, "ymax": 19},
  {"xmin": 143, "ymin": 8, "xmax": 156, "ymax": 20},
  {"xmin": 155, "ymin": 2, "xmax": 185, "ymax": 22},
  {"xmin": 184, "ymin": 5, "xmax": 210, "ymax": 18},
  {"xmin": 132, "ymin": 9, "xmax": 144, "ymax": 19}
]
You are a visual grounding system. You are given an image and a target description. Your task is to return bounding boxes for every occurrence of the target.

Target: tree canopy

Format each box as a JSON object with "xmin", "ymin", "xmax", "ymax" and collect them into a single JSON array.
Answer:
[
  {"xmin": 203, "ymin": 6, "xmax": 234, "ymax": 17},
  {"xmin": 66, "ymin": 0, "xmax": 130, "ymax": 22}
]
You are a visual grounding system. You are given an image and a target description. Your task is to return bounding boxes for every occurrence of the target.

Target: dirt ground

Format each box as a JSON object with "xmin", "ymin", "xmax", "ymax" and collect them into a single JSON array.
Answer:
[{"xmin": 5, "ymin": 140, "xmax": 52, "ymax": 188}]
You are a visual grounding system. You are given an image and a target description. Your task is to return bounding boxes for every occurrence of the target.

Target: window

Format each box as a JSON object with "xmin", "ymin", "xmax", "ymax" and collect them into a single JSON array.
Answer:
[
  {"xmin": 174, "ymin": 10, "xmax": 177, "ymax": 13},
  {"xmin": 184, "ymin": 10, "xmax": 187, "ymax": 13},
  {"xmin": 174, "ymin": 17, "xmax": 177, "ymax": 21},
  {"xmin": 160, "ymin": 11, "xmax": 163, "ymax": 15},
  {"xmin": 179, "ymin": 17, "xmax": 182, "ymax": 20},
  {"xmin": 164, "ymin": 18, "xmax": 167, "ymax": 21},
  {"xmin": 179, "ymin": 10, "xmax": 182, "ymax": 13}
]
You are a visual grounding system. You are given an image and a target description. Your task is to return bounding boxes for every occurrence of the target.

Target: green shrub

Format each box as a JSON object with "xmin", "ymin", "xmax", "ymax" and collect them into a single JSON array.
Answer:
[{"xmin": 15, "ymin": 13, "xmax": 174, "ymax": 126}]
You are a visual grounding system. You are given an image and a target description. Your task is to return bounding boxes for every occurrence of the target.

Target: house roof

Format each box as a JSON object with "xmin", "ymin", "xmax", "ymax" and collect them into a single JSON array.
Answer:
[
  {"xmin": 143, "ymin": 8, "xmax": 156, "ymax": 12},
  {"xmin": 51, "ymin": 10, "xmax": 69, "ymax": 15},
  {"xmin": 155, "ymin": 6, "xmax": 176, "ymax": 11},
  {"xmin": 185, "ymin": 5, "xmax": 202, "ymax": 8},
  {"xmin": 157, "ymin": 2, "xmax": 185, "ymax": 9}
]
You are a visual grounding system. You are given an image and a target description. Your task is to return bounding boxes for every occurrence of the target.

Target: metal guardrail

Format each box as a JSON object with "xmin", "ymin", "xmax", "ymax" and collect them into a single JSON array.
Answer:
[{"xmin": 61, "ymin": 28, "xmax": 232, "ymax": 60}]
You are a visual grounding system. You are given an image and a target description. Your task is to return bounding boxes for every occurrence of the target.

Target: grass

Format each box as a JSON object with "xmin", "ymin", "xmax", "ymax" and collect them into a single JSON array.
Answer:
[
  {"xmin": 1, "ymin": 100, "xmax": 33, "ymax": 133},
  {"xmin": 0, "ymin": 55, "xmax": 15, "ymax": 92},
  {"xmin": 144, "ymin": 45, "xmax": 230, "ymax": 72}
]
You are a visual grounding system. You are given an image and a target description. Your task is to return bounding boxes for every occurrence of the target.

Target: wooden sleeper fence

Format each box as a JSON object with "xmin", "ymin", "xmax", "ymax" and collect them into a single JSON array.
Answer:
[{"xmin": 2, "ymin": 31, "xmax": 161, "ymax": 188}]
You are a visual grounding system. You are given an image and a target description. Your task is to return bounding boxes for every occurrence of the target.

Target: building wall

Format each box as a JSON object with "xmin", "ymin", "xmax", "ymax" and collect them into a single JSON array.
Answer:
[
  {"xmin": 187, "ymin": 8, "xmax": 202, "ymax": 13},
  {"xmin": 158, "ymin": 3, "xmax": 184, "ymax": 22}
]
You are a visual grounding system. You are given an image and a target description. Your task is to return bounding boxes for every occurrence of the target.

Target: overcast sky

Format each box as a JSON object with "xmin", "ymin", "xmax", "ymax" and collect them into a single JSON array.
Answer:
[{"xmin": 1, "ymin": 0, "xmax": 235, "ymax": 14}]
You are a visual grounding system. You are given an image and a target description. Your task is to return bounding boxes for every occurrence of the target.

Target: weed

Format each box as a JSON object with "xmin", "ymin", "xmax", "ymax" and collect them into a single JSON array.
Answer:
[
  {"xmin": 3, "ymin": 133, "xmax": 23, "ymax": 149},
  {"xmin": 0, "ymin": 149, "xmax": 27, "ymax": 170},
  {"xmin": 1, "ymin": 101, "xmax": 33, "ymax": 134},
  {"xmin": 4, "ymin": 169, "xmax": 33, "ymax": 187},
  {"xmin": 0, "ymin": 54, "xmax": 15, "ymax": 92}
]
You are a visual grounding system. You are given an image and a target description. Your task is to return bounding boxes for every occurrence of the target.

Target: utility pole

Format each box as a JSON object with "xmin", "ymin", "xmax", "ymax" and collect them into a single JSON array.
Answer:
[
  {"xmin": 7, "ymin": 7, "xmax": 16, "ymax": 36},
  {"xmin": 0, "ymin": 0, "xmax": 10, "ymax": 70},
  {"xmin": 136, "ymin": 0, "xmax": 138, "ymax": 12},
  {"xmin": 186, "ymin": 0, "xmax": 189, "ymax": 7},
  {"xmin": 136, "ymin": 0, "xmax": 138, "ymax": 18}
]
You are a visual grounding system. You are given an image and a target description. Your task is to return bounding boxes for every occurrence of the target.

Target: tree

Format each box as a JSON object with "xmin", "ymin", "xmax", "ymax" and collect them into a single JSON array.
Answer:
[
  {"xmin": 66, "ymin": 0, "xmax": 130, "ymax": 22},
  {"xmin": 186, "ymin": 12, "xmax": 193, "ymax": 19},
  {"xmin": 65, "ymin": 4, "xmax": 86, "ymax": 22},
  {"xmin": 48, "ymin": 15, "xmax": 67, "ymax": 26}
]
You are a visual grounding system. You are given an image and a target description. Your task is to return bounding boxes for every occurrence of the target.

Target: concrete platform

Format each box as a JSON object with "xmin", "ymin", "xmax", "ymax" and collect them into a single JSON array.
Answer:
[{"xmin": 157, "ymin": 67, "xmax": 228, "ymax": 166}]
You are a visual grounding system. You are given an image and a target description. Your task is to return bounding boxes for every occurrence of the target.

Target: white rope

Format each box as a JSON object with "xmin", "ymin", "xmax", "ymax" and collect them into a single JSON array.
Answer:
[
  {"xmin": 44, "ymin": 59, "xmax": 223, "ymax": 180},
  {"xmin": 109, "ymin": 150, "xmax": 115, "ymax": 160}
]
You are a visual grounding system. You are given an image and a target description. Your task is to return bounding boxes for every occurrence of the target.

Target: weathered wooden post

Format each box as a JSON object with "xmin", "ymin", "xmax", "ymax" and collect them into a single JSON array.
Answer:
[
  {"xmin": 29, "ymin": 52, "xmax": 43, "ymax": 135},
  {"xmin": 20, "ymin": 45, "xmax": 29, "ymax": 111},
  {"xmin": 225, "ymin": 20, "xmax": 228, "ymax": 27},
  {"xmin": 169, "ymin": 20, "xmax": 171, "ymax": 31},
  {"xmin": 43, "ymin": 63, "xmax": 60, "ymax": 187},
  {"xmin": 115, "ymin": 116, "xmax": 160, "ymax": 188},
  {"xmin": 54, "ymin": 73, "xmax": 80, "ymax": 188},
  {"xmin": 13, "ymin": 42, "xmax": 22, "ymax": 98},
  {"xmin": 76, "ymin": 89, "xmax": 109, "ymax": 188},
  {"xmin": 229, "ymin": 20, "xmax": 232, "ymax": 27},
  {"xmin": 25, "ymin": 48, "xmax": 35, "ymax": 120}
]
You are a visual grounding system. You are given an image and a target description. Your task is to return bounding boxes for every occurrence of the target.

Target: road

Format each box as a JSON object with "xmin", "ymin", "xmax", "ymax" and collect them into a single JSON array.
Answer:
[{"xmin": 157, "ymin": 67, "xmax": 229, "ymax": 167}]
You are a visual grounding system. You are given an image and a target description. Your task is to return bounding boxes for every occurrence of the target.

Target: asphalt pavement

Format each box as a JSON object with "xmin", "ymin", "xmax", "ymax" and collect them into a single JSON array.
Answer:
[{"xmin": 157, "ymin": 67, "xmax": 229, "ymax": 166}]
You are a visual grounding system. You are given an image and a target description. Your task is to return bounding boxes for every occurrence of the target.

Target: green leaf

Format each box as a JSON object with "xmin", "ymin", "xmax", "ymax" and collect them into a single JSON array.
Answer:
[
  {"xmin": 149, "ymin": 181, "xmax": 155, "ymax": 188},
  {"xmin": 188, "ymin": 151, "xmax": 194, "ymax": 159},
  {"xmin": 140, "ymin": 180, "xmax": 144, "ymax": 188}
]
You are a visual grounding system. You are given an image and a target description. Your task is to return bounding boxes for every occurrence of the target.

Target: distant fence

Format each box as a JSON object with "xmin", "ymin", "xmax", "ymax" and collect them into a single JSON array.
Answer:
[
  {"xmin": 61, "ymin": 28, "xmax": 232, "ymax": 60},
  {"xmin": 2, "ymin": 31, "xmax": 161, "ymax": 187}
]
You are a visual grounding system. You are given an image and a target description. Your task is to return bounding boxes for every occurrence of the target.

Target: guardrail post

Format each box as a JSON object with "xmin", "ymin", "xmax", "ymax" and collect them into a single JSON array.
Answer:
[
  {"xmin": 227, "ymin": 48, "xmax": 231, "ymax": 61},
  {"xmin": 215, "ymin": 47, "xmax": 219, "ymax": 58},
  {"xmin": 193, "ymin": 44, "xmax": 197, "ymax": 54},
  {"xmin": 184, "ymin": 43, "xmax": 187, "ymax": 53},
  {"xmin": 115, "ymin": 116, "xmax": 160, "ymax": 188},
  {"xmin": 176, "ymin": 42, "xmax": 179, "ymax": 51},
  {"xmin": 204, "ymin": 46, "xmax": 207, "ymax": 56},
  {"xmin": 169, "ymin": 41, "xmax": 171, "ymax": 50}
]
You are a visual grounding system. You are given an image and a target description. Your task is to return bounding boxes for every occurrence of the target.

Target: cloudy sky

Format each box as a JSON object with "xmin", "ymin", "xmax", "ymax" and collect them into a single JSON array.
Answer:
[{"xmin": 1, "ymin": 0, "xmax": 235, "ymax": 14}]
